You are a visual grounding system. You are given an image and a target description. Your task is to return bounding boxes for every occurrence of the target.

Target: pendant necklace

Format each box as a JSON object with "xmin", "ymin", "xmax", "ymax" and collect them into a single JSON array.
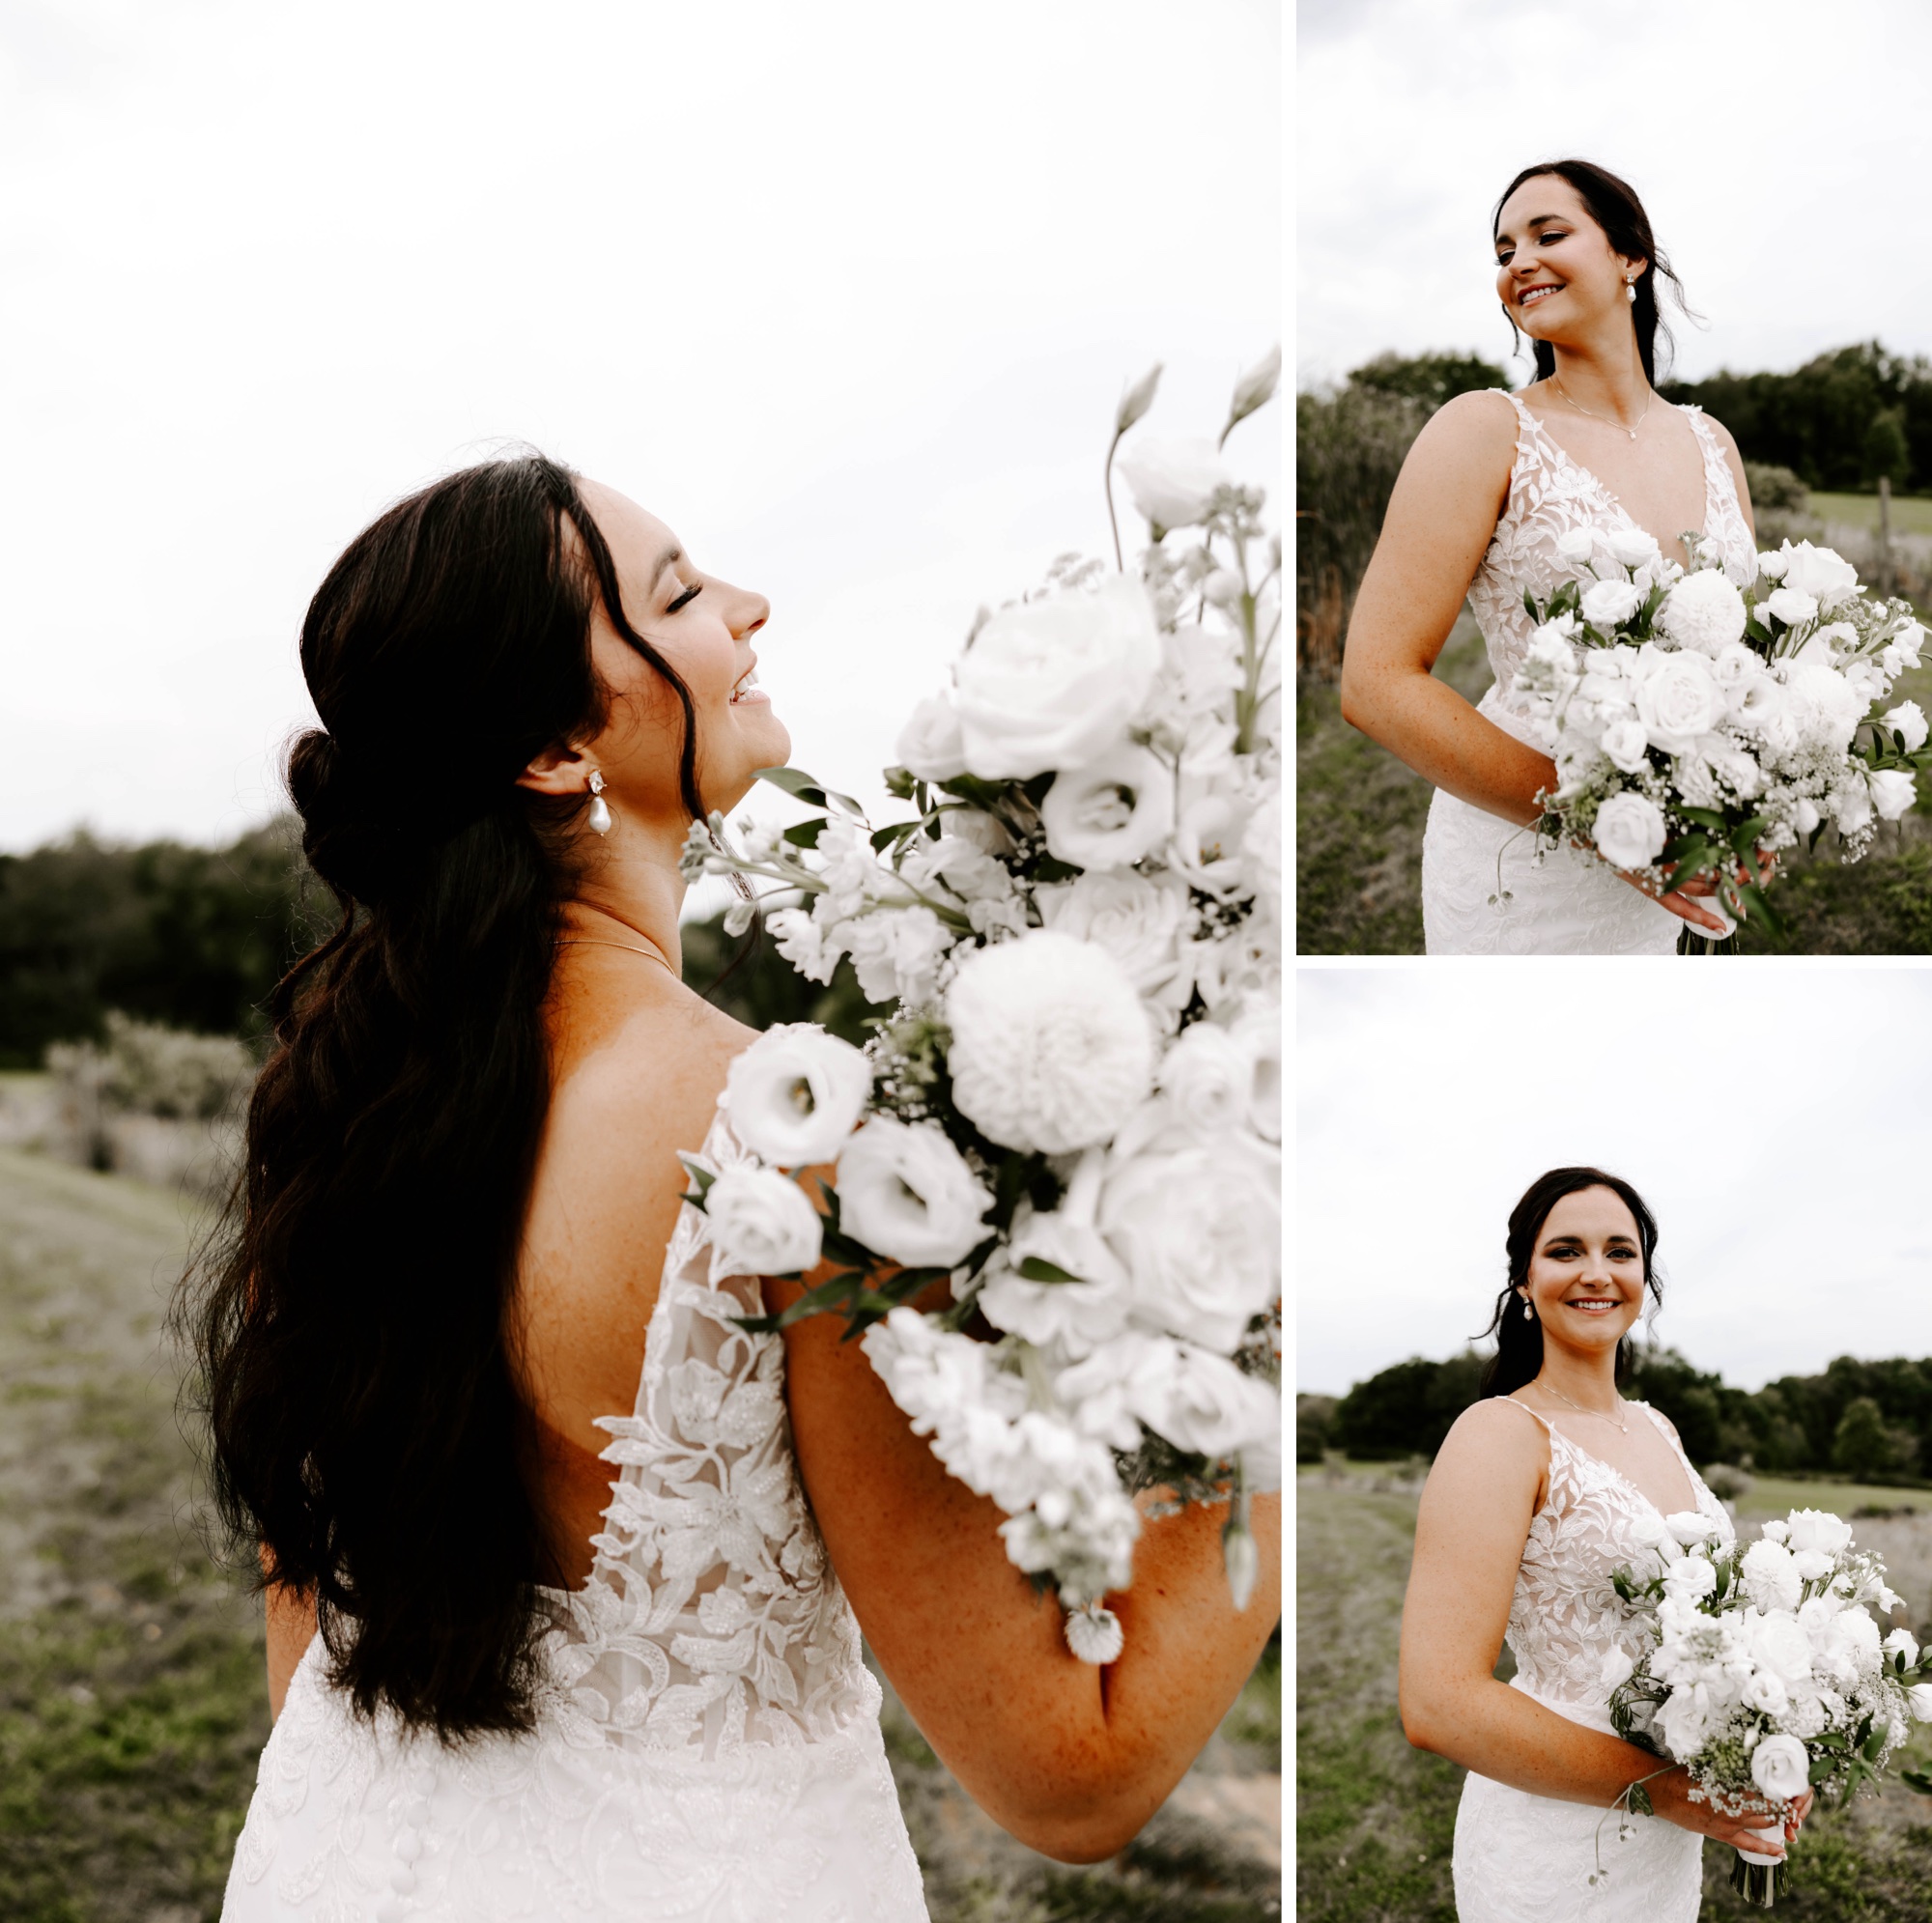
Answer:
[
  {"xmin": 1539, "ymin": 1378, "xmax": 1631, "ymax": 1433},
  {"xmin": 1550, "ymin": 374, "xmax": 1651, "ymax": 441}
]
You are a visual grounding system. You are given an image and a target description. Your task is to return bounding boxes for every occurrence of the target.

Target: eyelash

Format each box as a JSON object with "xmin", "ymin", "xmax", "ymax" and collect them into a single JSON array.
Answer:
[
  {"xmin": 1496, "ymin": 231, "xmax": 1567, "ymax": 264},
  {"xmin": 667, "ymin": 582, "xmax": 702, "ymax": 613}
]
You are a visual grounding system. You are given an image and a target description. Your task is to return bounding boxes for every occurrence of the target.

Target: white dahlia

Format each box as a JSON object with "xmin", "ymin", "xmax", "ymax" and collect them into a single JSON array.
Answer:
[
  {"xmin": 1660, "ymin": 569, "xmax": 1747, "ymax": 656},
  {"xmin": 945, "ymin": 930, "xmax": 1154, "ymax": 1153}
]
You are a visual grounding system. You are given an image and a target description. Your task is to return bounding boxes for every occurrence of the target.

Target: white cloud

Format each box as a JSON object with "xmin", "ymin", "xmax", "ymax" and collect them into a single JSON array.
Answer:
[
  {"xmin": 0, "ymin": 0, "xmax": 1281, "ymax": 854},
  {"xmin": 1296, "ymin": 964, "xmax": 1932, "ymax": 1396},
  {"xmin": 1298, "ymin": 0, "xmax": 1932, "ymax": 389}
]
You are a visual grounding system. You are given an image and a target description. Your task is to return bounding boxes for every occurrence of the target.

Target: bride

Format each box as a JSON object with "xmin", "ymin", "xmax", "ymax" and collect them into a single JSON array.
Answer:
[
  {"xmin": 1340, "ymin": 158, "xmax": 1759, "ymax": 953},
  {"xmin": 1399, "ymin": 1168, "xmax": 1810, "ymax": 1920},
  {"xmin": 191, "ymin": 457, "xmax": 1281, "ymax": 1920}
]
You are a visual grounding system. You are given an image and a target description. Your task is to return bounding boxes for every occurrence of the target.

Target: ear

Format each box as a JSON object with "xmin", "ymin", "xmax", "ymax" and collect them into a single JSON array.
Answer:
[{"xmin": 516, "ymin": 740, "xmax": 595, "ymax": 798}]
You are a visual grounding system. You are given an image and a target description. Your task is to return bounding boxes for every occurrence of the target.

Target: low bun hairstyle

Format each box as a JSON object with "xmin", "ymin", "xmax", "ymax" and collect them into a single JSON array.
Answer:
[
  {"xmin": 187, "ymin": 452, "xmax": 706, "ymax": 1740},
  {"xmin": 1478, "ymin": 1167, "xmax": 1662, "ymax": 1400},
  {"xmin": 1492, "ymin": 158, "xmax": 1693, "ymax": 389}
]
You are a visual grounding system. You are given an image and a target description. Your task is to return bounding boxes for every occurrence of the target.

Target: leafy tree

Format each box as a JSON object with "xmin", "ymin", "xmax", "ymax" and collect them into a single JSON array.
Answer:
[
  {"xmin": 1863, "ymin": 408, "xmax": 1912, "ymax": 489},
  {"xmin": 1296, "ymin": 1394, "xmax": 1338, "ymax": 1465},
  {"xmin": 1346, "ymin": 351, "xmax": 1511, "ymax": 410},
  {"xmin": 1832, "ymin": 1396, "xmax": 1918, "ymax": 1483}
]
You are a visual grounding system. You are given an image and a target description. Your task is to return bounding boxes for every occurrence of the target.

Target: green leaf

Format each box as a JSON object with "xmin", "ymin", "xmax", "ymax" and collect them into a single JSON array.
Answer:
[
  {"xmin": 1901, "ymin": 1768, "xmax": 1932, "ymax": 1796},
  {"xmin": 756, "ymin": 765, "xmax": 867, "ymax": 818},
  {"xmin": 871, "ymin": 820, "xmax": 922, "ymax": 853},
  {"xmin": 1016, "ymin": 1256, "xmax": 1090, "ymax": 1286},
  {"xmin": 882, "ymin": 764, "xmax": 918, "ymax": 801},
  {"xmin": 1627, "ymin": 1783, "xmax": 1654, "ymax": 1819},
  {"xmin": 1675, "ymin": 806, "xmax": 1730, "ymax": 834},
  {"xmin": 782, "ymin": 817, "xmax": 827, "ymax": 848},
  {"xmin": 677, "ymin": 1154, "xmax": 717, "ymax": 1211},
  {"xmin": 1031, "ymin": 856, "xmax": 1082, "ymax": 883}
]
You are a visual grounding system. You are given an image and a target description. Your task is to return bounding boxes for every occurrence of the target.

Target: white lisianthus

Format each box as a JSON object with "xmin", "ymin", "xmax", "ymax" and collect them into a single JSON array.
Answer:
[
  {"xmin": 1750, "ymin": 1733, "xmax": 1811, "ymax": 1802},
  {"xmin": 1881, "ymin": 697, "xmax": 1928, "ymax": 750},
  {"xmin": 703, "ymin": 1167, "xmax": 823, "ymax": 1283},
  {"xmin": 1600, "ymin": 718, "xmax": 1650, "ymax": 774},
  {"xmin": 1870, "ymin": 769, "xmax": 1917, "ymax": 821},
  {"xmin": 1633, "ymin": 645, "xmax": 1723, "ymax": 751},
  {"xmin": 1766, "ymin": 584, "xmax": 1820, "ymax": 629},
  {"xmin": 1117, "ymin": 437, "xmax": 1235, "ymax": 531},
  {"xmin": 1776, "ymin": 541, "xmax": 1861, "ymax": 610},
  {"xmin": 1039, "ymin": 743, "xmax": 1176, "ymax": 869},
  {"xmin": 952, "ymin": 574, "xmax": 1163, "ymax": 779},
  {"xmin": 1169, "ymin": 780, "xmax": 1255, "ymax": 897},
  {"xmin": 1785, "ymin": 1510, "xmax": 1855, "ymax": 1557},
  {"xmin": 1232, "ymin": 1007, "xmax": 1282, "ymax": 1144},
  {"xmin": 842, "ymin": 904, "xmax": 954, "ymax": 1007},
  {"xmin": 1580, "ymin": 578, "xmax": 1644, "ymax": 630},
  {"xmin": 1663, "ymin": 1555, "xmax": 1718, "ymax": 1600},
  {"xmin": 1554, "ymin": 526, "xmax": 1598, "ymax": 568},
  {"xmin": 1606, "ymin": 526, "xmax": 1662, "ymax": 570},
  {"xmin": 895, "ymin": 693, "xmax": 969, "ymax": 781},
  {"xmin": 1661, "ymin": 570, "xmax": 1747, "ymax": 655},
  {"xmin": 1884, "ymin": 1627, "xmax": 1920, "ymax": 1665},
  {"xmin": 1908, "ymin": 1683, "xmax": 1932, "ymax": 1721},
  {"xmin": 1591, "ymin": 790, "xmax": 1667, "ymax": 870},
  {"xmin": 946, "ymin": 931, "xmax": 1154, "ymax": 1153},
  {"xmin": 1756, "ymin": 548, "xmax": 1790, "ymax": 580},
  {"xmin": 724, "ymin": 1024, "xmax": 872, "ymax": 1166},
  {"xmin": 1601, "ymin": 1646, "xmax": 1636, "ymax": 1692},
  {"xmin": 1131, "ymin": 1343, "xmax": 1279, "ymax": 1458},
  {"xmin": 1099, "ymin": 1135, "xmax": 1279, "ymax": 1351},
  {"xmin": 1742, "ymin": 1670, "xmax": 1790, "ymax": 1716},
  {"xmin": 837, "ymin": 1117, "xmax": 991, "ymax": 1267}
]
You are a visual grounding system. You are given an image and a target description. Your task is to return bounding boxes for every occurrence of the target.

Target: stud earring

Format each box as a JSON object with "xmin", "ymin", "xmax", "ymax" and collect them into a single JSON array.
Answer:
[{"xmin": 586, "ymin": 771, "xmax": 611, "ymax": 836}]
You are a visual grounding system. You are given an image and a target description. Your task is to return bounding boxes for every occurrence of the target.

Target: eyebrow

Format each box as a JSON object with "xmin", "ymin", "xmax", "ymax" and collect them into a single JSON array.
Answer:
[
  {"xmin": 650, "ymin": 545, "xmax": 683, "ymax": 588},
  {"xmin": 1496, "ymin": 213, "xmax": 1570, "ymax": 245}
]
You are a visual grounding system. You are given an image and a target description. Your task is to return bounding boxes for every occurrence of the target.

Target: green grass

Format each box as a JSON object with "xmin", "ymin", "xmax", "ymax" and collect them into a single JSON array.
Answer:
[
  {"xmin": 1297, "ymin": 616, "xmax": 1932, "ymax": 955},
  {"xmin": 1297, "ymin": 1473, "xmax": 1932, "ymax": 1921},
  {"xmin": 1806, "ymin": 492, "xmax": 1932, "ymax": 537}
]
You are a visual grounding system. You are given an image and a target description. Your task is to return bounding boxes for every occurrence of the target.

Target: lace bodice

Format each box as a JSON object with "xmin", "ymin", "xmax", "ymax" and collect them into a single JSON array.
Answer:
[
  {"xmin": 223, "ymin": 1109, "xmax": 928, "ymax": 1921},
  {"xmin": 1498, "ymin": 1399, "xmax": 1734, "ymax": 1721},
  {"xmin": 1469, "ymin": 393, "xmax": 1758, "ymax": 748}
]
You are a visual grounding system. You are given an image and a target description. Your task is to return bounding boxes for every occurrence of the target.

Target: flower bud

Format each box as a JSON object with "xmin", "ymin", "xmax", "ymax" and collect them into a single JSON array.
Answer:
[
  {"xmin": 1223, "ymin": 1518, "xmax": 1258, "ymax": 1610},
  {"xmin": 1065, "ymin": 1602, "xmax": 1125, "ymax": 1665},
  {"xmin": 1227, "ymin": 346, "xmax": 1281, "ymax": 431},
  {"xmin": 1116, "ymin": 361, "xmax": 1163, "ymax": 435},
  {"xmin": 723, "ymin": 898, "xmax": 756, "ymax": 937}
]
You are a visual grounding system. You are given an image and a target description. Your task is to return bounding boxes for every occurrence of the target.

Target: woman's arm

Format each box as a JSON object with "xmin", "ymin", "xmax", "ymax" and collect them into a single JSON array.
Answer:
[
  {"xmin": 766, "ymin": 1270, "xmax": 1281, "ymax": 1865},
  {"xmin": 1400, "ymin": 1401, "xmax": 1796, "ymax": 1855},
  {"xmin": 1337, "ymin": 390, "xmax": 1556, "ymax": 824}
]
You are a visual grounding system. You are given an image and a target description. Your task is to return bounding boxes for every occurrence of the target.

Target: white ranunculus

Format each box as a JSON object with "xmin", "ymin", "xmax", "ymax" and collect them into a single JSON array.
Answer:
[
  {"xmin": 1662, "ymin": 570, "xmax": 1748, "ymax": 655},
  {"xmin": 895, "ymin": 693, "xmax": 969, "ymax": 781},
  {"xmin": 1039, "ymin": 743, "xmax": 1176, "ymax": 870},
  {"xmin": 1777, "ymin": 541, "xmax": 1861, "ymax": 610},
  {"xmin": 1600, "ymin": 717, "xmax": 1650, "ymax": 773},
  {"xmin": 1750, "ymin": 1733, "xmax": 1811, "ymax": 1803},
  {"xmin": 1100, "ymin": 1134, "xmax": 1279, "ymax": 1352},
  {"xmin": 1131, "ymin": 1343, "xmax": 1279, "ymax": 1458},
  {"xmin": 1157, "ymin": 1021, "xmax": 1256, "ymax": 1137},
  {"xmin": 1870, "ymin": 769, "xmax": 1917, "ymax": 821},
  {"xmin": 1766, "ymin": 585, "xmax": 1820, "ymax": 629},
  {"xmin": 1711, "ymin": 640, "xmax": 1759, "ymax": 691},
  {"xmin": 1555, "ymin": 526, "xmax": 1598, "ymax": 568},
  {"xmin": 1117, "ymin": 437, "xmax": 1235, "ymax": 531},
  {"xmin": 1883, "ymin": 699, "xmax": 1929, "ymax": 751},
  {"xmin": 1633, "ymin": 645, "xmax": 1723, "ymax": 752},
  {"xmin": 1580, "ymin": 578, "xmax": 1644, "ymax": 631},
  {"xmin": 1037, "ymin": 868, "xmax": 1193, "ymax": 1010},
  {"xmin": 1742, "ymin": 1540, "xmax": 1803, "ymax": 1614},
  {"xmin": 704, "ymin": 1166, "xmax": 824, "ymax": 1283},
  {"xmin": 1785, "ymin": 1509, "xmax": 1854, "ymax": 1558},
  {"xmin": 946, "ymin": 930, "xmax": 1154, "ymax": 1153},
  {"xmin": 1591, "ymin": 790, "xmax": 1667, "ymax": 870},
  {"xmin": 837, "ymin": 1117, "xmax": 991, "ymax": 1267},
  {"xmin": 952, "ymin": 574, "xmax": 1163, "ymax": 780},
  {"xmin": 724, "ymin": 1024, "xmax": 872, "ymax": 1166},
  {"xmin": 1606, "ymin": 526, "xmax": 1662, "ymax": 570}
]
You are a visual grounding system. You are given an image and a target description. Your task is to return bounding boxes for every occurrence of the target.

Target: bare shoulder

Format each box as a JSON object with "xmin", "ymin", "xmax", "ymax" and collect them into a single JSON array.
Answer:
[
  {"xmin": 1642, "ymin": 1401, "xmax": 1684, "ymax": 1445},
  {"xmin": 1687, "ymin": 405, "xmax": 1743, "ymax": 459},
  {"xmin": 1430, "ymin": 1396, "xmax": 1548, "ymax": 1487},
  {"xmin": 1406, "ymin": 387, "xmax": 1520, "ymax": 468}
]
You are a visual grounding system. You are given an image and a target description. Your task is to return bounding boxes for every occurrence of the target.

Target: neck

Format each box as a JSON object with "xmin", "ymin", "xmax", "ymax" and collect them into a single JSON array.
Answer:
[
  {"xmin": 558, "ymin": 813, "xmax": 690, "ymax": 976},
  {"xmin": 1547, "ymin": 327, "xmax": 1650, "ymax": 421},
  {"xmin": 1532, "ymin": 1342, "xmax": 1623, "ymax": 1411}
]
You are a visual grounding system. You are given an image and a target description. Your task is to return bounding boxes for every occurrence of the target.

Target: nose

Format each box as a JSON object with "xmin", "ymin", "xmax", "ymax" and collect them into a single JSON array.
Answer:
[{"xmin": 725, "ymin": 580, "xmax": 769, "ymax": 641}]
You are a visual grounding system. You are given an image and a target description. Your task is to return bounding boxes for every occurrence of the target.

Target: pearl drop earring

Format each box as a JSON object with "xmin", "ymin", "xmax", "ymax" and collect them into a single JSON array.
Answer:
[
  {"xmin": 1522, "ymin": 1298, "xmax": 1533, "ymax": 1321},
  {"xmin": 586, "ymin": 770, "xmax": 611, "ymax": 836},
  {"xmin": 1626, "ymin": 276, "xmax": 1637, "ymax": 304}
]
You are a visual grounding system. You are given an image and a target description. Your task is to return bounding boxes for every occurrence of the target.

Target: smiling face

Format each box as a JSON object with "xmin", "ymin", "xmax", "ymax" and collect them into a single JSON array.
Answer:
[
  {"xmin": 571, "ymin": 479, "xmax": 786, "ymax": 827},
  {"xmin": 1493, "ymin": 173, "xmax": 1643, "ymax": 350},
  {"xmin": 1519, "ymin": 1185, "xmax": 1647, "ymax": 1356}
]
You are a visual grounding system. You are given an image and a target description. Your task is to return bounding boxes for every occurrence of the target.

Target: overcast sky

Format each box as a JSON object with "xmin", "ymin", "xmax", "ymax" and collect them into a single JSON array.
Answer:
[
  {"xmin": 1297, "ymin": 965, "xmax": 1932, "ymax": 1397},
  {"xmin": 0, "ymin": 0, "xmax": 1280, "ymax": 862},
  {"xmin": 1298, "ymin": 0, "xmax": 1932, "ymax": 391}
]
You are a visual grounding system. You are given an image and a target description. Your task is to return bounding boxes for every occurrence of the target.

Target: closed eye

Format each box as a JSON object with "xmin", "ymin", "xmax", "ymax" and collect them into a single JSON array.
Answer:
[{"xmin": 667, "ymin": 582, "xmax": 702, "ymax": 613}]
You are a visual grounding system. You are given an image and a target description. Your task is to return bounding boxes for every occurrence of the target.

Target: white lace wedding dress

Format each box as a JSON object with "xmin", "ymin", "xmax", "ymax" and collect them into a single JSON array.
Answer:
[
  {"xmin": 1421, "ymin": 394, "xmax": 1759, "ymax": 953},
  {"xmin": 222, "ymin": 1115, "xmax": 929, "ymax": 1922},
  {"xmin": 1452, "ymin": 1399, "xmax": 1735, "ymax": 1921}
]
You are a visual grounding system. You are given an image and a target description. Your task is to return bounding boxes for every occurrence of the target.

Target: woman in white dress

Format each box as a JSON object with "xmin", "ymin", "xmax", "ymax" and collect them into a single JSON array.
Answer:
[
  {"xmin": 188, "ymin": 457, "xmax": 1281, "ymax": 1920},
  {"xmin": 1340, "ymin": 159, "xmax": 1762, "ymax": 953},
  {"xmin": 1399, "ymin": 1168, "xmax": 1811, "ymax": 1921}
]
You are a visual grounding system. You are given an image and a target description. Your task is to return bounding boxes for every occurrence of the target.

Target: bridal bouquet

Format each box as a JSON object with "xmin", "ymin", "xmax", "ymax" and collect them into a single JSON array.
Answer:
[
  {"xmin": 1604, "ymin": 1506, "xmax": 1932, "ymax": 1907},
  {"xmin": 1511, "ymin": 529, "xmax": 1932, "ymax": 940},
  {"xmin": 675, "ymin": 351, "xmax": 1283, "ymax": 1662}
]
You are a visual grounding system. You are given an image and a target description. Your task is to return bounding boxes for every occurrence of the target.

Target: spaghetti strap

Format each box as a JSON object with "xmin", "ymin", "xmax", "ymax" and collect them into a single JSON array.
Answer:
[{"xmin": 1497, "ymin": 1395, "xmax": 1556, "ymax": 1437}]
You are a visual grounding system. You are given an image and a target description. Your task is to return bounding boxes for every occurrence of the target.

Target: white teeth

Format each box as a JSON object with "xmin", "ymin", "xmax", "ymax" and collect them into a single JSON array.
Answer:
[{"xmin": 730, "ymin": 667, "xmax": 759, "ymax": 699}]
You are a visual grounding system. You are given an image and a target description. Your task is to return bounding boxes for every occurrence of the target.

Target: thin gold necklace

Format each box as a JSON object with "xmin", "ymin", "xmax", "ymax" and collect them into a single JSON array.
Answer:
[
  {"xmin": 558, "ymin": 937, "xmax": 678, "ymax": 977},
  {"xmin": 1537, "ymin": 1378, "xmax": 1630, "ymax": 1433},
  {"xmin": 1549, "ymin": 374, "xmax": 1652, "ymax": 441}
]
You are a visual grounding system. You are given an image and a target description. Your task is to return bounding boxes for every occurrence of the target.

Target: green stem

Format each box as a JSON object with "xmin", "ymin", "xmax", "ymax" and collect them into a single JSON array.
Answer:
[{"xmin": 1103, "ymin": 427, "xmax": 1125, "ymax": 572}]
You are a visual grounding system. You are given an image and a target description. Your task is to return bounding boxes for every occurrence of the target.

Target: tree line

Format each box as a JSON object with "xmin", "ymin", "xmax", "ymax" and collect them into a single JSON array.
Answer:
[{"xmin": 1298, "ymin": 1347, "xmax": 1932, "ymax": 1486}]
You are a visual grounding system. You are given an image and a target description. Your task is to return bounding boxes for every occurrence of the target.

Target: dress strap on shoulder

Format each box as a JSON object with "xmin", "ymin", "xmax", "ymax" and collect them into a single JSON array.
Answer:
[{"xmin": 1496, "ymin": 1395, "xmax": 1556, "ymax": 1437}]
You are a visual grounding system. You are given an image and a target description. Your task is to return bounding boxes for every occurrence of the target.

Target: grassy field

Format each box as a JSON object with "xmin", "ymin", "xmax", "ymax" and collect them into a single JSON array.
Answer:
[
  {"xmin": 1808, "ymin": 493, "xmax": 1932, "ymax": 537},
  {"xmin": 0, "ymin": 1145, "xmax": 1280, "ymax": 1922},
  {"xmin": 1297, "ymin": 614, "xmax": 1932, "ymax": 955},
  {"xmin": 1297, "ymin": 1463, "xmax": 1932, "ymax": 1922}
]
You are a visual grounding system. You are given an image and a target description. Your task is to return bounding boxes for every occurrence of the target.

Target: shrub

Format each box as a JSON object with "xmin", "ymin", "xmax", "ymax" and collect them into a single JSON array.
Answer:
[{"xmin": 47, "ymin": 1011, "xmax": 255, "ymax": 1122}]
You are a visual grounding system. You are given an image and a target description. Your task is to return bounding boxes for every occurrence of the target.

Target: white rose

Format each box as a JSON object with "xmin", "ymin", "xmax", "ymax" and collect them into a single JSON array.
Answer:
[
  {"xmin": 1785, "ymin": 1510, "xmax": 1854, "ymax": 1557},
  {"xmin": 1778, "ymin": 541, "xmax": 1861, "ymax": 610},
  {"xmin": 1156, "ymin": 1021, "xmax": 1256, "ymax": 1137},
  {"xmin": 1100, "ymin": 1134, "xmax": 1279, "ymax": 1352},
  {"xmin": 1712, "ymin": 641, "xmax": 1759, "ymax": 690},
  {"xmin": 1743, "ymin": 1670, "xmax": 1790, "ymax": 1716},
  {"xmin": 1750, "ymin": 1733, "xmax": 1811, "ymax": 1803},
  {"xmin": 724, "ymin": 1024, "xmax": 872, "ymax": 1166},
  {"xmin": 952, "ymin": 574, "xmax": 1163, "ymax": 779},
  {"xmin": 895, "ymin": 693, "xmax": 969, "ymax": 781},
  {"xmin": 1117, "ymin": 437, "xmax": 1235, "ymax": 531},
  {"xmin": 1039, "ymin": 743, "xmax": 1176, "ymax": 870},
  {"xmin": 1633, "ymin": 646, "xmax": 1723, "ymax": 752},
  {"xmin": 1591, "ymin": 790, "xmax": 1667, "ymax": 870},
  {"xmin": 1908, "ymin": 1683, "xmax": 1932, "ymax": 1721},
  {"xmin": 1881, "ymin": 698, "xmax": 1928, "ymax": 750},
  {"xmin": 1580, "ymin": 578, "xmax": 1644, "ymax": 631},
  {"xmin": 1756, "ymin": 548, "xmax": 1790, "ymax": 580},
  {"xmin": 1662, "ymin": 570, "xmax": 1748, "ymax": 656},
  {"xmin": 1884, "ymin": 1627, "xmax": 1920, "ymax": 1666},
  {"xmin": 837, "ymin": 1117, "xmax": 991, "ymax": 1267},
  {"xmin": 1606, "ymin": 526, "xmax": 1662, "ymax": 570},
  {"xmin": 947, "ymin": 930, "xmax": 1154, "ymax": 1153},
  {"xmin": 704, "ymin": 1166, "xmax": 824, "ymax": 1283},
  {"xmin": 1600, "ymin": 717, "xmax": 1651, "ymax": 774},
  {"xmin": 1741, "ymin": 1540, "xmax": 1803, "ymax": 1614},
  {"xmin": 1870, "ymin": 769, "xmax": 1917, "ymax": 821},
  {"xmin": 1555, "ymin": 525, "xmax": 1598, "ymax": 568},
  {"xmin": 1663, "ymin": 1555, "xmax": 1718, "ymax": 1600},
  {"xmin": 1232, "ymin": 1007, "xmax": 1282, "ymax": 1144},
  {"xmin": 1753, "ymin": 1615, "xmax": 1814, "ymax": 1684},
  {"xmin": 1037, "ymin": 869, "xmax": 1193, "ymax": 1010},
  {"xmin": 1130, "ymin": 1343, "xmax": 1279, "ymax": 1459},
  {"xmin": 1766, "ymin": 585, "xmax": 1820, "ymax": 629},
  {"xmin": 1667, "ymin": 1511, "xmax": 1720, "ymax": 1547}
]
